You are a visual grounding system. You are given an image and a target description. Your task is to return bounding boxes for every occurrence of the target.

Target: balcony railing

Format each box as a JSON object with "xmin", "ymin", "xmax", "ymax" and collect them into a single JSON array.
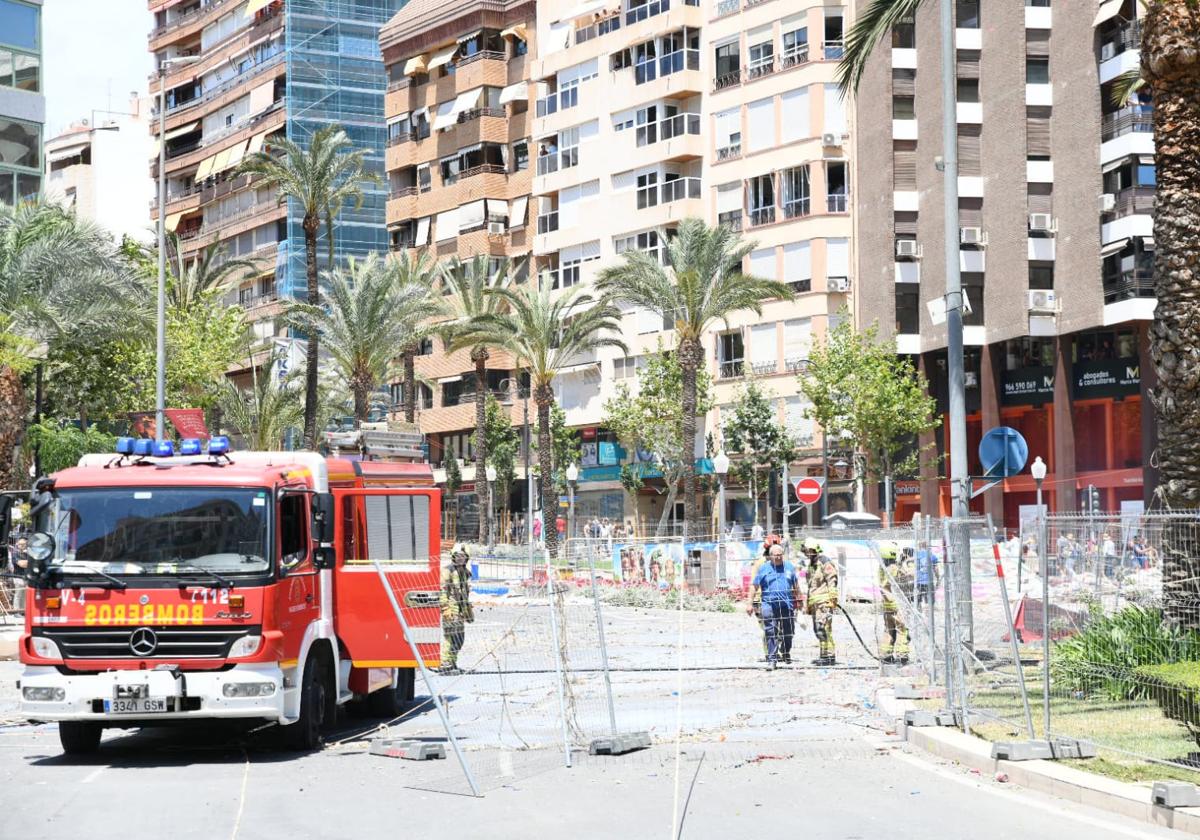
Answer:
[
  {"xmin": 237, "ymin": 291, "xmax": 279, "ymax": 310},
  {"xmin": 713, "ymin": 69, "xmax": 741, "ymax": 91},
  {"xmin": 389, "ymin": 185, "xmax": 418, "ymax": 200},
  {"xmin": 636, "ymin": 48, "xmax": 700, "ymax": 85},
  {"xmin": 1100, "ymin": 19, "xmax": 1141, "ymax": 60},
  {"xmin": 536, "ymin": 147, "xmax": 577, "ymax": 176},
  {"xmin": 537, "ymin": 211, "xmax": 559, "ymax": 234},
  {"xmin": 782, "ymin": 197, "xmax": 811, "ymax": 219},
  {"xmin": 781, "ymin": 45, "xmax": 810, "ymax": 69},
  {"xmin": 789, "ymin": 279, "xmax": 812, "ymax": 295},
  {"xmin": 163, "ymin": 50, "xmax": 284, "ymax": 117},
  {"xmin": 455, "ymin": 50, "xmax": 506, "ymax": 69},
  {"xmin": 1103, "ymin": 185, "xmax": 1155, "ymax": 220},
  {"xmin": 458, "ymin": 106, "xmax": 505, "ymax": 124},
  {"xmin": 716, "ymin": 0, "xmax": 740, "ymax": 16},
  {"xmin": 748, "ymin": 206, "xmax": 775, "ymax": 227},
  {"xmin": 1103, "ymin": 269, "xmax": 1154, "ymax": 304},
  {"xmin": 716, "ymin": 142, "xmax": 741, "ymax": 162},
  {"xmin": 150, "ymin": 0, "xmax": 236, "ymax": 40},
  {"xmin": 387, "ymin": 77, "xmax": 410, "ymax": 92},
  {"xmin": 717, "ymin": 359, "xmax": 745, "ymax": 380},
  {"xmin": 784, "ymin": 357, "xmax": 809, "ymax": 375},
  {"xmin": 823, "ymin": 40, "xmax": 845, "ymax": 60},
  {"xmin": 388, "ymin": 130, "xmax": 416, "ymax": 147},
  {"xmin": 827, "ymin": 193, "xmax": 849, "ymax": 213},
  {"xmin": 626, "ymin": 0, "xmax": 697, "ymax": 27},
  {"xmin": 636, "ymin": 112, "xmax": 701, "ymax": 147},
  {"xmin": 575, "ymin": 13, "xmax": 621, "ymax": 44},
  {"xmin": 746, "ymin": 57, "xmax": 776, "ymax": 80},
  {"xmin": 1102, "ymin": 107, "xmax": 1153, "ymax": 141},
  {"xmin": 660, "ymin": 177, "xmax": 701, "ymax": 204},
  {"xmin": 718, "ymin": 210, "xmax": 742, "ymax": 231},
  {"xmin": 459, "ymin": 163, "xmax": 507, "ymax": 180}
]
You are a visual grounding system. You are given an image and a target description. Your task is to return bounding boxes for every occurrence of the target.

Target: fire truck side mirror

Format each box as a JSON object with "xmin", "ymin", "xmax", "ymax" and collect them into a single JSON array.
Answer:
[{"xmin": 311, "ymin": 492, "xmax": 335, "ymax": 543}]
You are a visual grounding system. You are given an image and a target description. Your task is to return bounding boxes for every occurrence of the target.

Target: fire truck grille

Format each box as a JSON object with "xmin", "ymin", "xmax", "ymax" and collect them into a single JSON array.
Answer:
[{"xmin": 35, "ymin": 625, "xmax": 263, "ymax": 660}]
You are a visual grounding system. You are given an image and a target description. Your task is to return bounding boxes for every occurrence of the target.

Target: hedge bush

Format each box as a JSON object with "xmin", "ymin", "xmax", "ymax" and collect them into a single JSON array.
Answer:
[{"xmin": 1135, "ymin": 663, "xmax": 1200, "ymax": 747}]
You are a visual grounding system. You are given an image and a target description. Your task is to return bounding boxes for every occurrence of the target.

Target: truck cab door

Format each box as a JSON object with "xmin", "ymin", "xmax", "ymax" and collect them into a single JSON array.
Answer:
[
  {"xmin": 275, "ymin": 492, "xmax": 320, "ymax": 663},
  {"xmin": 333, "ymin": 489, "xmax": 441, "ymax": 669}
]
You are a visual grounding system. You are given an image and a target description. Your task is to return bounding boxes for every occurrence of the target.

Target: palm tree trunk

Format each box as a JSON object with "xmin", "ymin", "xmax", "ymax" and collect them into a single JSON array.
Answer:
[
  {"xmin": 473, "ymin": 347, "xmax": 489, "ymax": 544},
  {"xmin": 0, "ymin": 366, "xmax": 26, "ymax": 489},
  {"xmin": 678, "ymin": 336, "xmax": 702, "ymax": 538},
  {"xmin": 352, "ymin": 381, "xmax": 368, "ymax": 429},
  {"xmin": 402, "ymin": 345, "xmax": 416, "ymax": 423},
  {"xmin": 1143, "ymin": 0, "xmax": 1200, "ymax": 623},
  {"xmin": 301, "ymin": 214, "xmax": 320, "ymax": 450},
  {"xmin": 536, "ymin": 384, "xmax": 557, "ymax": 559}
]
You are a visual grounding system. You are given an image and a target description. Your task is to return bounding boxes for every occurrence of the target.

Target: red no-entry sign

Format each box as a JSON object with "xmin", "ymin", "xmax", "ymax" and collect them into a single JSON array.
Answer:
[{"xmin": 793, "ymin": 477, "xmax": 823, "ymax": 506}]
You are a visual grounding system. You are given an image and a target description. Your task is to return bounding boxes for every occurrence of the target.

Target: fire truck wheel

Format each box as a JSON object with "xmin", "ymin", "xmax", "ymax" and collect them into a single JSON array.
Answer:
[
  {"xmin": 284, "ymin": 654, "xmax": 329, "ymax": 751},
  {"xmin": 59, "ymin": 722, "xmax": 102, "ymax": 755}
]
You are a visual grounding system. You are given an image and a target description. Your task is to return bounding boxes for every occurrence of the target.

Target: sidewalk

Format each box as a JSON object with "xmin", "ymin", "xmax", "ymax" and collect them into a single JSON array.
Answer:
[{"xmin": 877, "ymin": 687, "xmax": 1200, "ymax": 836}]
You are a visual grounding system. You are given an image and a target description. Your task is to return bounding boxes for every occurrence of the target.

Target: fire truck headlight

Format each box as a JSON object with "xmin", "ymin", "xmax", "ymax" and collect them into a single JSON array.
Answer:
[
  {"xmin": 222, "ymin": 681, "xmax": 276, "ymax": 698},
  {"xmin": 31, "ymin": 637, "xmax": 62, "ymax": 660},
  {"xmin": 23, "ymin": 686, "xmax": 66, "ymax": 702},
  {"xmin": 228, "ymin": 635, "xmax": 262, "ymax": 658}
]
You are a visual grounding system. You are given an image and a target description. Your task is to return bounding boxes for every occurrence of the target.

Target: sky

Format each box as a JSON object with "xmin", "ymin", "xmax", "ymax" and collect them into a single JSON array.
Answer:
[{"xmin": 43, "ymin": 0, "xmax": 150, "ymax": 137}]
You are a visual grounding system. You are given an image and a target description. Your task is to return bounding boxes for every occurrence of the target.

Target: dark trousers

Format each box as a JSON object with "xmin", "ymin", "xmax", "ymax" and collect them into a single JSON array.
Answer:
[{"xmin": 761, "ymin": 601, "xmax": 795, "ymax": 662}]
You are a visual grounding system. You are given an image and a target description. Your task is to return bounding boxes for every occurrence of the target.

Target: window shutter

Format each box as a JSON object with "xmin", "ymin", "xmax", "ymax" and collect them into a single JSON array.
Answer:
[
  {"xmin": 716, "ymin": 181, "xmax": 742, "ymax": 213},
  {"xmin": 893, "ymin": 142, "xmax": 917, "ymax": 189},
  {"xmin": 783, "ymin": 318, "xmax": 812, "ymax": 360},
  {"xmin": 958, "ymin": 200, "xmax": 983, "ymax": 228},
  {"xmin": 956, "ymin": 50, "xmax": 980, "ymax": 79},
  {"xmin": 892, "ymin": 69, "xmax": 915, "ymax": 97},
  {"xmin": 1027, "ymin": 185, "xmax": 1053, "ymax": 215},
  {"xmin": 1026, "ymin": 107, "xmax": 1051, "ymax": 157},
  {"xmin": 894, "ymin": 212, "xmax": 918, "ymax": 236},
  {"xmin": 750, "ymin": 323, "xmax": 777, "ymax": 367},
  {"xmin": 780, "ymin": 88, "xmax": 809, "ymax": 142},
  {"xmin": 825, "ymin": 238, "xmax": 849, "ymax": 278},
  {"xmin": 747, "ymin": 98, "xmax": 776, "ymax": 152},
  {"xmin": 783, "ymin": 242, "xmax": 811, "ymax": 281},
  {"xmin": 1025, "ymin": 30, "xmax": 1051, "ymax": 58},
  {"xmin": 957, "ymin": 125, "xmax": 982, "ymax": 176},
  {"xmin": 748, "ymin": 247, "xmax": 776, "ymax": 279}
]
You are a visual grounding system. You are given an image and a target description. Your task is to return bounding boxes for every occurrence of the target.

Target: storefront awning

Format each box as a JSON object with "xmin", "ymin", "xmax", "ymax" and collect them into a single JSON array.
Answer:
[
  {"xmin": 403, "ymin": 54, "xmax": 428, "ymax": 76},
  {"xmin": 427, "ymin": 44, "xmax": 459, "ymax": 71}
]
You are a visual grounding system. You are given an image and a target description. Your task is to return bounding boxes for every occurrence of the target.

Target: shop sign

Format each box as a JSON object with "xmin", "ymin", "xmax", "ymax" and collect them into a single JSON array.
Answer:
[
  {"xmin": 1072, "ymin": 359, "xmax": 1140, "ymax": 399},
  {"xmin": 581, "ymin": 441, "xmax": 599, "ymax": 466},
  {"xmin": 1001, "ymin": 366, "xmax": 1054, "ymax": 406}
]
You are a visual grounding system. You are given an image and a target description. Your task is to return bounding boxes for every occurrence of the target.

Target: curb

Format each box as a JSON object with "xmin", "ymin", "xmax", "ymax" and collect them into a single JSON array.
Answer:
[{"xmin": 876, "ymin": 688, "xmax": 1200, "ymax": 836}]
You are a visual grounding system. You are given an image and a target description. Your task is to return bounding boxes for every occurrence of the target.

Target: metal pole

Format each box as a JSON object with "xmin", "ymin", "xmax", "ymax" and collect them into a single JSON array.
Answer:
[
  {"xmin": 545, "ymin": 553, "xmax": 573, "ymax": 767},
  {"xmin": 987, "ymin": 514, "xmax": 1036, "ymax": 740},
  {"xmin": 155, "ymin": 67, "xmax": 167, "ymax": 445},
  {"xmin": 717, "ymin": 476, "xmax": 726, "ymax": 583},
  {"xmin": 926, "ymin": 517, "xmax": 936, "ymax": 686},
  {"xmin": 940, "ymin": 522, "xmax": 955, "ymax": 711},
  {"xmin": 487, "ymin": 478, "xmax": 495, "ymax": 551},
  {"xmin": 1038, "ymin": 480, "xmax": 1051, "ymax": 737},
  {"xmin": 567, "ymin": 479, "xmax": 576, "ymax": 554},
  {"xmin": 525, "ymin": 393, "xmax": 534, "ymax": 578},
  {"xmin": 372, "ymin": 558, "xmax": 480, "ymax": 796},
  {"xmin": 939, "ymin": 0, "xmax": 972, "ymax": 645},
  {"xmin": 821, "ymin": 434, "xmax": 829, "ymax": 525},
  {"xmin": 586, "ymin": 548, "xmax": 618, "ymax": 736}
]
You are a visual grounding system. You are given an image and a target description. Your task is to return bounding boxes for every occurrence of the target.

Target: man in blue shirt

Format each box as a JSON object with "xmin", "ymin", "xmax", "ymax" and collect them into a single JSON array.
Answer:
[
  {"xmin": 748, "ymin": 544, "xmax": 803, "ymax": 668},
  {"xmin": 914, "ymin": 542, "xmax": 939, "ymax": 612}
]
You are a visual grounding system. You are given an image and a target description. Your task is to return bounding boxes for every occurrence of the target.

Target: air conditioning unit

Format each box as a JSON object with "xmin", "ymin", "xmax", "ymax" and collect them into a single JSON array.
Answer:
[
  {"xmin": 1029, "ymin": 213, "xmax": 1056, "ymax": 233},
  {"xmin": 487, "ymin": 221, "xmax": 506, "ymax": 235},
  {"xmin": 822, "ymin": 132, "xmax": 842, "ymax": 147},
  {"xmin": 1101, "ymin": 193, "xmax": 1116, "ymax": 212},
  {"xmin": 960, "ymin": 226, "xmax": 986, "ymax": 246},
  {"xmin": 895, "ymin": 239, "xmax": 922, "ymax": 258},
  {"xmin": 1027, "ymin": 289, "xmax": 1060, "ymax": 314},
  {"xmin": 827, "ymin": 276, "xmax": 851, "ymax": 293}
]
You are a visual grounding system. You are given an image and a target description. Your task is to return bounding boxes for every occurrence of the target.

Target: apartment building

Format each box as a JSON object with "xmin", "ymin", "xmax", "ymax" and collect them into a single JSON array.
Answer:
[
  {"xmin": 379, "ymin": 0, "xmax": 537, "ymax": 530},
  {"xmin": 0, "ymin": 0, "xmax": 43, "ymax": 204},
  {"xmin": 705, "ymin": 0, "xmax": 856, "ymax": 522},
  {"xmin": 45, "ymin": 100, "xmax": 154, "ymax": 241},
  {"xmin": 148, "ymin": 0, "xmax": 399, "ymax": 384},
  {"xmin": 854, "ymin": 0, "xmax": 1156, "ymax": 528}
]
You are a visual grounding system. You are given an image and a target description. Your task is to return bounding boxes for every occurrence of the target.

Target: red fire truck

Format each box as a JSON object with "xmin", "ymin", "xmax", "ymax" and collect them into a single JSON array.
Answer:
[{"xmin": 8, "ymin": 437, "xmax": 441, "ymax": 754}]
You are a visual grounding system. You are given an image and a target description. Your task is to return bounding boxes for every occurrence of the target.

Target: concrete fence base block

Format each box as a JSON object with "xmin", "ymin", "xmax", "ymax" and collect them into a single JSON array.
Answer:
[
  {"xmin": 991, "ymin": 740, "xmax": 1054, "ymax": 761},
  {"xmin": 894, "ymin": 686, "xmax": 940, "ymax": 700},
  {"xmin": 904, "ymin": 709, "xmax": 961, "ymax": 727},
  {"xmin": 1050, "ymin": 737, "xmax": 1098, "ymax": 760},
  {"xmin": 369, "ymin": 738, "xmax": 446, "ymax": 761},
  {"xmin": 1153, "ymin": 782, "xmax": 1200, "ymax": 809},
  {"xmin": 589, "ymin": 732, "xmax": 652, "ymax": 756}
]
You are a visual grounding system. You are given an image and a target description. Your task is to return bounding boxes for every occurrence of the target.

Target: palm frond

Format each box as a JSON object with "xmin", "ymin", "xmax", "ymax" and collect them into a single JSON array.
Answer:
[{"xmin": 1110, "ymin": 68, "xmax": 1146, "ymax": 108}]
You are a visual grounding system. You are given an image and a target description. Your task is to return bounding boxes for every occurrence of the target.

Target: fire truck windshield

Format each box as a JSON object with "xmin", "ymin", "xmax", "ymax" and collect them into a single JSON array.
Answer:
[{"xmin": 34, "ymin": 488, "xmax": 271, "ymax": 576}]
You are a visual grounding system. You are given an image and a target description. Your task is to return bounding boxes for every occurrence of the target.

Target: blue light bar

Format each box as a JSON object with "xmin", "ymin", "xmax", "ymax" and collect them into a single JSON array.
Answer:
[
  {"xmin": 208, "ymin": 435, "xmax": 230, "ymax": 456},
  {"xmin": 133, "ymin": 439, "xmax": 154, "ymax": 457},
  {"xmin": 153, "ymin": 441, "xmax": 175, "ymax": 457},
  {"xmin": 179, "ymin": 438, "xmax": 202, "ymax": 456},
  {"xmin": 115, "ymin": 437, "xmax": 135, "ymax": 455}
]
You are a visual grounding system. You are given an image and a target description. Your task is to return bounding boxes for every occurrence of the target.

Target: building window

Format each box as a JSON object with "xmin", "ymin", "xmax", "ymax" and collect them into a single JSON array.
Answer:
[
  {"xmin": 0, "ymin": 0, "xmax": 39, "ymax": 51},
  {"xmin": 824, "ymin": 11, "xmax": 844, "ymax": 59},
  {"xmin": 891, "ymin": 15, "xmax": 915, "ymax": 49},
  {"xmin": 893, "ymin": 96, "xmax": 915, "ymax": 119},
  {"xmin": 956, "ymin": 0, "xmax": 980, "ymax": 28},
  {"xmin": 636, "ymin": 171, "xmax": 659, "ymax": 209},
  {"xmin": 513, "ymin": 140, "xmax": 529, "ymax": 172},
  {"xmin": 957, "ymin": 78, "xmax": 980, "ymax": 103},
  {"xmin": 747, "ymin": 35, "xmax": 774, "ymax": 79},
  {"xmin": 781, "ymin": 166, "xmax": 810, "ymax": 219},
  {"xmin": 748, "ymin": 174, "xmax": 775, "ymax": 226},
  {"xmin": 0, "ymin": 115, "xmax": 40, "ymax": 170},
  {"xmin": 1026, "ymin": 57, "xmax": 1049, "ymax": 84},
  {"xmin": 714, "ymin": 41, "xmax": 740, "ymax": 89},
  {"xmin": 615, "ymin": 230, "xmax": 664, "ymax": 264},
  {"xmin": 825, "ymin": 161, "xmax": 848, "ymax": 212},
  {"xmin": 895, "ymin": 287, "xmax": 919, "ymax": 334},
  {"xmin": 1029, "ymin": 263, "xmax": 1054, "ymax": 290},
  {"xmin": 782, "ymin": 25, "xmax": 808, "ymax": 66},
  {"xmin": 417, "ymin": 164, "xmax": 431, "ymax": 193},
  {"xmin": 634, "ymin": 39, "xmax": 657, "ymax": 85},
  {"xmin": 0, "ymin": 47, "xmax": 39, "ymax": 92},
  {"xmin": 717, "ymin": 331, "xmax": 745, "ymax": 379}
]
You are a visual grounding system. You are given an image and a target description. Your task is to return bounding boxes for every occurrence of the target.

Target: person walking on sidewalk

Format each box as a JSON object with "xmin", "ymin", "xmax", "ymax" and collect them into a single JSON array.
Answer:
[
  {"xmin": 440, "ymin": 544, "xmax": 475, "ymax": 674},
  {"xmin": 803, "ymin": 538, "xmax": 839, "ymax": 666},
  {"xmin": 748, "ymin": 543, "xmax": 802, "ymax": 668}
]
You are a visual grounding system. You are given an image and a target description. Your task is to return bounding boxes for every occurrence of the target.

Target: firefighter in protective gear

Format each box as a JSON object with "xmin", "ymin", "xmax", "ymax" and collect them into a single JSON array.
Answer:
[
  {"xmin": 803, "ymin": 537, "xmax": 838, "ymax": 666},
  {"xmin": 440, "ymin": 543, "xmax": 475, "ymax": 673},
  {"xmin": 878, "ymin": 542, "xmax": 913, "ymax": 665}
]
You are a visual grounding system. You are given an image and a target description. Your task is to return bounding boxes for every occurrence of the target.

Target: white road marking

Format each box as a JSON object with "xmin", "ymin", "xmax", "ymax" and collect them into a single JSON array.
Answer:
[{"xmin": 81, "ymin": 767, "xmax": 105, "ymax": 784}]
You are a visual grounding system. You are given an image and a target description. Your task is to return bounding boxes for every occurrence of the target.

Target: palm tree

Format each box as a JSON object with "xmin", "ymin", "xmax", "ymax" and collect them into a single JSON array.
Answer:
[
  {"xmin": 390, "ymin": 250, "xmax": 442, "ymax": 423},
  {"xmin": 597, "ymin": 217, "xmax": 791, "ymax": 536},
  {"xmin": 438, "ymin": 255, "xmax": 518, "ymax": 543},
  {"xmin": 285, "ymin": 253, "xmax": 436, "ymax": 427},
  {"xmin": 164, "ymin": 233, "xmax": 258, "ymax": 309},
  {"xmin": 236, "ymin": 125, "xmax": 373, "ymax": 449},
  {"xmin": 478, "ymin": 281, "xmax": 627, "ymax": 558},
  {"xmin": 219, "ymin": 365, "xmax": 304, "ymax": 451},
  {"xmin": 838, "ymin": 0, "xmax": 1200, "ymax": 619},
  {"xmin": 0, "ymin": 201, "xmax": 130, "ymax": 487}
]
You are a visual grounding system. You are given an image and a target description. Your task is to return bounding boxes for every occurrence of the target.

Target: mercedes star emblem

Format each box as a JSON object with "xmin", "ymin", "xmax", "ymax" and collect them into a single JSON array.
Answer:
[{"xmin": 129, "ymin": 627, "xmax": 158, "ymax": 657}]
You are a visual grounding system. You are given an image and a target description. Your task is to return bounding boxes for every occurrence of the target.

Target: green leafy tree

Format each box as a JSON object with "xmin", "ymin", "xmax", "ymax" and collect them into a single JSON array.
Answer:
[
  {"xmin": 597, "ymin": 217, "xmax": 792, "ymax": 536},
  {"xmin": 722, "ymin": 381, "xmax": 797, "ymax": 531},
  {"xmin": 483, "ymin": 392, "xmax": 519, "ymax": 518},
  {"xmin": 602, "ymin": 348, "xmax": 713, "ymax": 537},
  {"xmin": 23, "ymin": 420, "xmax": 117, "ymax": 475},
  {"xmin": 476, "ymin": 283, "xmax": 625, "ymax": 557},
  {"xmin": 0, "ymin": 200, "xmax": 131, "ymax": 487},
  {"xmin": 438, "ymin": 255, "xmax": 518, "ymax": 542},
  {"xmin": 799, "ymin": 318, "xmax": 938, "ymax": 505},
  {"xmin": 443, "ymin": 449, "xmax": 462, "ymax": 539},
  {"xmin": 237, "ymin": 125, "xmax": 374, "ymax": 448}
]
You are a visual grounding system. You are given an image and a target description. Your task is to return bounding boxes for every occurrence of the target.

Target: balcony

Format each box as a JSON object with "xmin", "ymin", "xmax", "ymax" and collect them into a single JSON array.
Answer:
[
  {"xmin": 749, "ymin": 206, "xmax": 775, "ymax": 227},
  {"xmin": 781, "ymin": 46, "xmax": 810, "ymax": 70},
  {"xmin": 1102, "ymin": 107, "xmax": 1153, "ymax": 141},
  {"xmin": 716, "ymin": 142, "xmax": 741, "ymax": 162},
  {"xmin": 827, "ymin": 194, "xmax": 849, "ymax": 213},
  {"xmin": 715, "ymin": 0, "xmax": 739, "ymax": 16},
  {"xmin": 636, "ymin": 48, "xmax": 700, "ymax": 86},
  {"xmin": 458, "ymin": 107, "xmax": 505, "ymax": 125},
  {"xmin": 717, "ymin": 359, "xmax": 745, "ymax": 380},
  {"xmin": 389, "ymin": 185, "xmax": 418, "ymax": 200},
  {"xmin": 782, "ymin": 197, "xmax": 811, "ymax": 219},
  {"xmin": 1103, "ymin": 185, "xmax": 1155, "ymax": 221},
  {"xmin": 718, "ymin": 210, "xmax": 742, "ymax": 232},
  {"xmin": 746, "ymin": 57, "xmax": 776, "ymax": 81},
  {"xmin": 626, "ymin": 0, "xmax": 699, "ymax": 27},
  {"xmin": 455, "ymin": 50, "xmax": 505, "ymax": 70},
  {"xmin": 1103, "ymin": 269, "xmax": 1154, "ymax": 304},
  {"xmin": 637, "ymin": 112, "xmax": 701, "ymax": 147},
  {"xmin": 149, "ymin": 0, "xmax": 237, "ymax": 41},
  {"xmin": 1100, "ymin": 19, "xmax": 1141, "ymax": 60},
  {"xmin": 387, "ymin": 77, "xmax": 410, "ymax": 93},
  {"xmin": 574, "ymin": 13, "xmax": 621, "ymax": 44},
  {"xmin": 388, "ymin": 130, "xmax": 416, "ymax": 147},
  {"xmin": 823, "ymin": 40, "xmax": 845, "ymax": 60},
  {"xmin": 713, "ymin": 69, "xmax": 741, "ymax": 91},
  {"xmin": 659, "ymin": 177, "xmax": 702, "ymax": 205},
  {"xmin": 459, "ymin": 163, "xmax": 507, "ymax": 181},
  {"xmin": 163, "ymin": 50, "xmax": 284, "ymax": 117}
]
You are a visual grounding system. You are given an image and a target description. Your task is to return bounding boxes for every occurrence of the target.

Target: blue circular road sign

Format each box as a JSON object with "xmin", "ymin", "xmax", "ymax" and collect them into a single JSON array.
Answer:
[{"xmin": 978, "ymin": 426, "xmax": 1029, "ymax": 479}]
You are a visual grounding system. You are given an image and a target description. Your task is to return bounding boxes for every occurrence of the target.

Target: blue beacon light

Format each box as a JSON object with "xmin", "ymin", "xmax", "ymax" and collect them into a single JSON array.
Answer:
[
  {"xmin": 152, "ymin": 441, "xmax": 175, "ymax": 457},
  {"xmin": 132, "ymin": 439, "xmax": 154, "ymax": 457},
  {"xmin": 179, "ymin": 438, "xmax": 202, "ymax": 456},
  {"xmin": 115, "ymin": 437, "xmax": 136, "ymax": 455},
  {"xmin": 207, "ymin": 435, "xmax": 230, "ymax": 456}
]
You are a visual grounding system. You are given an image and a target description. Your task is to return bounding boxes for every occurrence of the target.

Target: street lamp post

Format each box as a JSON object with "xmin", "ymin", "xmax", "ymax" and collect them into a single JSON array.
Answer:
[
  {"xmin": 1030, "ymin": 455, "xmax": 1050, "ymax": 736},
  {"xmin": 713, "ymin": 451, "xmax": 730, "ymax": 583},
  {"xmin": 485, "ymin": 464, "xmax": 497, "ymax": 551},
  {"xmin": 565, "ymin": 463, "xmax": 579, "ymax": 562},
  {"xmin": 156, "ymin": 56, "xmax": 199, "ymax": 444}
]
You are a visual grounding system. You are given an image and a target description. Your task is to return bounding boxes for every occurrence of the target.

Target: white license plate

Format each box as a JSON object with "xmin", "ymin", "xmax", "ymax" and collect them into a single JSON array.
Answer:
[{"xmin": 104, "ymin": 698, "xmax": 168, "ymax": 715}]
